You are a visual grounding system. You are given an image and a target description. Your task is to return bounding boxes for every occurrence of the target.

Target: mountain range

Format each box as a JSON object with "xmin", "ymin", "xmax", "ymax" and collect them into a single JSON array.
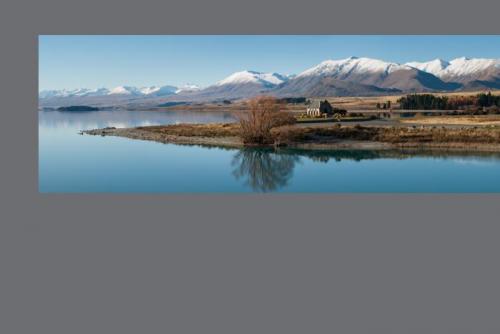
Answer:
[{"xmin": 39, "ymin": 56, "xmax": 500, "ymax": 107}]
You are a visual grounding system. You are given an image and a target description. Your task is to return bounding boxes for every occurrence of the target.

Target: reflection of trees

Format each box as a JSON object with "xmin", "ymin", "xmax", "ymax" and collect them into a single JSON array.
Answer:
[
  {"xmin": 277, "ymin": 148, "xmax": 500, "ymax": 163},
  {"xmin": 231, "ymin": 147, "xmax": 500, "ymax": 192},
  {"xmin": 231, "ymin": 148, "xmax": 402, "ymax": 192},
  {"xmin": 293, "ymin": 149, "xmax": 383, "ymax": 163},
  {"xmin": 231, "ymin": 149, "xmax": 300, "ymax": 192}
]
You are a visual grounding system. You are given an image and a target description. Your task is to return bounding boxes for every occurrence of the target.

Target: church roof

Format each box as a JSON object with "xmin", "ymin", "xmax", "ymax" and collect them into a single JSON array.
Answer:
[{"xmin": 308, "ymin": 100, "xmax": 322, "ymax": 108}]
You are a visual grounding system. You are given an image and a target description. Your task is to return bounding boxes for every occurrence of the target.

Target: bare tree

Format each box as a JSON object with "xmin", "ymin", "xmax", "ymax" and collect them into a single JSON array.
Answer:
[{"xmin": 237, "ymin": 96, "xmax": 295, "ymax": 144}]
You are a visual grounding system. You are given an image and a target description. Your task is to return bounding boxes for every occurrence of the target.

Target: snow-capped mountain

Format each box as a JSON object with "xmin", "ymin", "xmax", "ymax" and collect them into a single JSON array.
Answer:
[
  {"xmin": 40, "ymin": 85, "xmax": 178, "ymax": 99},
  {"xmin": 297, "ymin": 57, "xmax": 410, "ymax": 78},
  {"xmin": 39, "ymin": 56, "xmax": 500, "ymax": 106},
  {"xmin": 108, "ymin": 85, "xmax": 178, "ymax": 96},
  {"xmin": 146, "ymin": 85, "xmax": 178, "ymax": 96},
  {"xmin": 138, "ymin": 86, "xmax": 161, "ymax": 95},
  {"xmin": 173, "ymin": 71, "xmax": 291, "ymax": 101},
  {"xmin": 175, "ymin": 84, "xmax": 201, "ymax": 94},
  {"xmin": 406, "ymin": 57, "xmax": 500, "ymax": 88},
  {"xmin": 39, "ymin": 87, "xmax": 111, "ymax": 98},
  {"xmin": 295, "ymin": 56, "xmax": 499, "ymax": 88},
  {"xmin": 215, "ymin": 70, "xmax": 289, "ymax": 87},
  {"xmin": 108, "ymin": 86, "xmax": 142, "ymax": 95},
  {"xmin": 276, "ymin": 56, "xmax": 458, "ymax": 97},
  {"xmin": 406, "ymin": 57, "xmax": 499, "ymax": 78},
  {"xmin": 405, "ymin": 59, "xmax": 450, "ymax": 76},
  {"xmin": 39, "ymin": 84, "xmax": 179, "ymax": 107}
]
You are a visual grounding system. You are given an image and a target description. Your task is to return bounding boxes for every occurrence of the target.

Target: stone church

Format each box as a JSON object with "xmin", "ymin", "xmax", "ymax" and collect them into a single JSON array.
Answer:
[{"xmin": 306, "ymin": 99, "xmax": 334, "ymax": 117}]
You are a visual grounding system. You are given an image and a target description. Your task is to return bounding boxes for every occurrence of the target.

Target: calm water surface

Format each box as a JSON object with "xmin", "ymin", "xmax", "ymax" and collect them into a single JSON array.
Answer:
[{"xmin": 39, "ymin": 110, "xmax": 500, "ymax": 192}]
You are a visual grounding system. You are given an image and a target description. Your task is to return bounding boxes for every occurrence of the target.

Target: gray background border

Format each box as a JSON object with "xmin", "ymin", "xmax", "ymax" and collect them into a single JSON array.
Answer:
[{"xmin": 1, "ymin": 0, "xmax": 500, "ymax": 332}]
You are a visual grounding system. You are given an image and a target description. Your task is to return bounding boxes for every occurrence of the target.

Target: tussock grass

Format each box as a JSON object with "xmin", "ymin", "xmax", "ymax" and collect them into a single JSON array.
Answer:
[
  {"xmin": 271, "ymin": 125, "xmax": 500, "ymax": 145},
  {"xmin": 128, "ymin": 123, "xmax": 500, "ymax": 147},
  {"xmin": 136, "ymin": 123, "xmax": 240, "ymax": 137}
]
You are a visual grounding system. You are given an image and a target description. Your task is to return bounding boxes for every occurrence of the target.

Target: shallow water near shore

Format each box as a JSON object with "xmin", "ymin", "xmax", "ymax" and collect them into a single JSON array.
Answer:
[{"xmin": 39, "ymin": 110, "xmax": 500, "ymax": 193}]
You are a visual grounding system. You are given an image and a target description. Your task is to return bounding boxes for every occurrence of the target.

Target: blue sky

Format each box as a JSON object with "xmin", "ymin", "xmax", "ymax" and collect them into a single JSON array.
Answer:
[{"xmin": 39, "ymin": 35, "xmax": 500, "ymax": 90}]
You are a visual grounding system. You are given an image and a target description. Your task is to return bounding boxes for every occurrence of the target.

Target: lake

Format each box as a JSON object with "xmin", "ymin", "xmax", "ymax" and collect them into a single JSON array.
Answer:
[{"xmin": 39, "ymin": 109, "xmax": 500, "ymax": 192}]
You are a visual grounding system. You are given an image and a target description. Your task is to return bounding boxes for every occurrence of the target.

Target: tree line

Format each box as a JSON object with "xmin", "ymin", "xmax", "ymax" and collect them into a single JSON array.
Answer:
[
  {"xmin": 376, "ymin": 101, "xmax": 392, "ymax": 109},
  {"xmin": 397, "ymin": 92, "xmax": 500, "ymax": 110}
]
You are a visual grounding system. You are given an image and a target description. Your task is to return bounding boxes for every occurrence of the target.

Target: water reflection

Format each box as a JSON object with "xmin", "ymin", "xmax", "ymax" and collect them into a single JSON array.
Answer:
[
  {"xmin": 231, "ymin": 148, "xmax": 301, "ymax": 192},
  {"xmin": 291, "ymin": 149, "xmax": 384, "ymax": 163},
  {"xmin": 39, "ymin": 110, "xmax": 500, "ymax": 192},
  {"xmin": 230, "ymin": 148, "xmax": 388, "ymax": 192},
  {"xmin": 230, "ymin": 147, "xmax": 500, "ymax": 192},
  {"xmin": 39, "ymin": 109, "xmax": 236, "ymax": 130}
]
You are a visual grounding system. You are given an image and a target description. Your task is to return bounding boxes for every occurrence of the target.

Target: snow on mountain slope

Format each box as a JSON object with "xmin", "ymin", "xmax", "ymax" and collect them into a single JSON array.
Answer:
[
  {"xmin": 175, "ymin": 84, "xmax": 201, "ymax": 93},
  {"xmin": 139, "ymin": 86, "xmax": 161, "ymax": 95},
  {"xmin": 84, "ymin": 88, "xmax": 111, "ymax": 96},
  {"xmin": 39, "ymin": 88, "xmax": 111, "ymax": 98},
  {"xmin": 215, "ymin": 70, "xmax": 288, "ymax": 87},
  {"xmin": 405, "ymin": 59, "xmax": 450, "ymax": 76},
  {"xmin": 40, "ymin": 85, "xmax": 179, "ymax": 99},
  {"xmin": 297, "ymin": 57, "xmax": 410, "ymax": 78},
  {"xmin": 38, "ymin": 90, "xmax": 60, "ymax": 99},
  {"xmin": 148, "ymin": 85, "xmax": 178, "ymax": 96},
  {"xmin": 406, "ymin": 57, "xmax": 499, "ymax": 79},
  {"xmin": 39, "ymin": 56, "xmax": 500, "ymax": 104},
  {"xmin": 279, "ymin": 56, "xmax": 456, "ymax": 95},
  {"xmin": 444, "ymin": 57, "xmax": 499, "ymax": 77},
  {"xmin": 258, "ymin": 72, "xmax": 289, "ymax": 85},
  {"xmin": 299, "ymin": 56, "xmax": 498, "ymax": 83},
  {"xmin": 173, "ymin": 71, "xmax": 290, "ymax": 101},
  {"xmin": 108, "ymin": 86, "xmax": 142, "ymax": 95}
]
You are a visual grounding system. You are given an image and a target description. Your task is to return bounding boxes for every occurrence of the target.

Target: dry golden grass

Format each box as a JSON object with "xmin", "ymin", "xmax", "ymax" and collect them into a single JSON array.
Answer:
[
  {"xmin": 320, "ymin": 90, "xmax": 500, "ymax": 110},
  {"xmin": 86, "ymin": 121, "xmax": 500, "ymax": 151},
  {"xmin": 154, "ymin": 90, "xmax": 500, "ymax": 113},
  {"xmin": 136, "ymin": 123, "xmax": 240, "ymax": 137},
  {"xmin": 133, "ymin": 122, "xmax": 500, "ymax": 146},
  {"xmin": 400, "ymin": 115, "xmax": 500, "ymax": 126},
  {"xmin": 271, "ymin": 124, "xmax": 500, "ymax": 145}
]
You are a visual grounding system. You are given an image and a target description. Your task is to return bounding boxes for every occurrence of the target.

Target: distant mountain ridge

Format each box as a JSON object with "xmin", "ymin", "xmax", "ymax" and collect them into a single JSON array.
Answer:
[
  {"xmin": 39, "ymin": 56, "xmax": 500, "ymax": 106},
  {"xmin": 405, "ymin": 57, "xmax": 500, "ymax": 89},
  {"xmin": 274, "ymin": 57, "xmax": 463, "ymax": 97},
  {"xmin": 40, "ymin": 85, "xmax": 178, "ymax": 98},
  {"xmin": 406, "ymin": 57, "xmax": 499, "ymax": 79}
]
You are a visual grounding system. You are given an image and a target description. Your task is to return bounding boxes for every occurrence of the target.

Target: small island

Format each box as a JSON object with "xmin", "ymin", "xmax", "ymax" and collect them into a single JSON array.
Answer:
[{"xmin": 58, "ymin": 105, "xmax": 100, "ymax": 112}]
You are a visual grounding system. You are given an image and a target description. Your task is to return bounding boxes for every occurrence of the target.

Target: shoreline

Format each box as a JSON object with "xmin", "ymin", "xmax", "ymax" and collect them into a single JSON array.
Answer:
[{"xmin": 83, "ymin": 123, "xmax": 500, "ymax": 153}]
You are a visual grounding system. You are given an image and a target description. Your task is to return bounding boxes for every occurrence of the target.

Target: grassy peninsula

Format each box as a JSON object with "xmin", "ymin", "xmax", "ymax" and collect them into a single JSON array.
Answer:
[
  {"xmin": 83, "ymin": 95, "xmax": 500, "ymax": 152},
  {"xmin": 84, "ymin": 122, "xmax": 500, "ymax": 152}
]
